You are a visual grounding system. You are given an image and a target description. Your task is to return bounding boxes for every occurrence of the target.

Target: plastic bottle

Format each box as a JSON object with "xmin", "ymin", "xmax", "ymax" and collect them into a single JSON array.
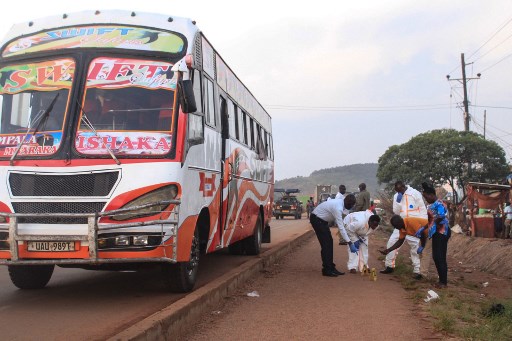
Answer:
[{"xmin": 370, "ymin": 268, "xmax": 377, "ymax": 281}]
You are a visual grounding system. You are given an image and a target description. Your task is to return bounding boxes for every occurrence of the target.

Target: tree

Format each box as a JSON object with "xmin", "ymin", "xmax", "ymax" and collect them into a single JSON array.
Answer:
[{"xmin": 377, "ymin": 129, "xmax": 509, "ymax": 203}]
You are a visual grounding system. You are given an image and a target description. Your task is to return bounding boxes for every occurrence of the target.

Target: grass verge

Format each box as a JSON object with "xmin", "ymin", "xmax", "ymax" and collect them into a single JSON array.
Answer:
[{"xmin": 393, "ymin": 255, "xmax": 512, "ymax": 340}]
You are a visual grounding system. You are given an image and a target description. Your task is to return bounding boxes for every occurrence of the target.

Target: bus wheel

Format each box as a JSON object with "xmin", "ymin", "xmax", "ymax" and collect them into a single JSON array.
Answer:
[
  {"xmin": 8, "ymin": 265, "xmax": 54, "ymax": 289},
  {"xmin": 162, "ymin": 228, "xmax": 200, "ymax": 292},
  {"xmin": 228, "ymin": 240, "xmax": 244, "ymax": 255},
  {"xmin": 244, "ymin": 214, "xmax": 262, "ymax": 255}
]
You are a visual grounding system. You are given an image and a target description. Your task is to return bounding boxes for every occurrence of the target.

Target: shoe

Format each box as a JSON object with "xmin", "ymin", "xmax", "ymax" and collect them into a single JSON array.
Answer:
[
  {"xmin": 380, "ymin": 267, "xmax": 394, "ymax": 274},
  {"xmin": 433, "ymin": 282, "xmax": 447, "ymax": 289},
  {"xmin": 332, "ymin": 269, "xmax": 345, "ymax": 276},
  {"xmin": 413, "ymin": 273, "xmax": 423, "ymax": 280},
  {"xmin": 322, "ymin": 270, "xmax": 338, "ymax": 277},
  {"xmin": 349, "ymin": 269, "xmax": 357, "ymax": 274},
  {"xmin": 332, "ymin": 269, "xmax": 345, "ymax": 275}
]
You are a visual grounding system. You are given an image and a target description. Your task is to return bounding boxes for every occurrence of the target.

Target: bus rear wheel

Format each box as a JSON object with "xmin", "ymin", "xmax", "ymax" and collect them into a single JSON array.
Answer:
[
  {"xmin": 8, "ymin": 264, "xmax": 54, "ymax": 289},
  {"xmin": 162, "ymin": 228, "xmax": 200, "ymax": 293},
  {"xmin": 243, "ymin": 214, "xmax": 262, "ymax": 255}
]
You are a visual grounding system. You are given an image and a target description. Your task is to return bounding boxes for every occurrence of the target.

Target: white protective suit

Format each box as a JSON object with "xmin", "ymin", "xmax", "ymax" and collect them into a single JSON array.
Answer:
[
  {"xmin": 343, "ymin": 209, "xmax": 374, "ymax": 272},
  {"xmin": 385, "ymin": 186, "xmax": 428, "ymax": 274}
]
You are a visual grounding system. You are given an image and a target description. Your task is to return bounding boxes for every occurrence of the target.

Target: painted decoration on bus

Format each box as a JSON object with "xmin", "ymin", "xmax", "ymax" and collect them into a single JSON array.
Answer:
[
  {"xmin": 3, "ymin": 26, "xmax": 185, "ymax": 58},
  {"xmin": 0, "ymin": 59, "xmax": 75, "ymax": 94},
  {"xmin": 86, "ymin": 58, "xmax": 175, "ymax": 89},
  {"xmin": 0, "ymin": 132, "xmax": 62, "ymax": 157},
  {"xmin": 75, "ymin": 132, "xmax": 172, "ymax": 155}
]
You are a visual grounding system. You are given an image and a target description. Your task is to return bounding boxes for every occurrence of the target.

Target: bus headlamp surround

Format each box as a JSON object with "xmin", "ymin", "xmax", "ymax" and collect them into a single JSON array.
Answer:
[{"xmin": 111, "ymin": 184, "xmax": 178, "ymax": 221}]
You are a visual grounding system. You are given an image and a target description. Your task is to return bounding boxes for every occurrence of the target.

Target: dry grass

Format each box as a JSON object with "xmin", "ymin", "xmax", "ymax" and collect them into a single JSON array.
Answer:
[{"xmin": 393, "ymin": 255, "xmax": 512, "ymax": 340}]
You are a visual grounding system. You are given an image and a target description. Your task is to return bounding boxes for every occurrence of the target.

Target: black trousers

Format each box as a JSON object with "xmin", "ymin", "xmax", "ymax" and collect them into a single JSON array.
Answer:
[
  {"xmin": 310, "ymin": 214, "xmax": 335, "ymax": 271},
  {"xmin": 432, "ymin": 232, "xmax": 449, "ymax": 285}
]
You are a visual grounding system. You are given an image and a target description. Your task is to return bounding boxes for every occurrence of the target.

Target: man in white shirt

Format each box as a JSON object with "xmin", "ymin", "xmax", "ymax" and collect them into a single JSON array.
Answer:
[
  {"xmin": 335, "ymin": 184, "xmax": 346, "ymax": 200},
  {"xmin": 335, "ymin": 184, "xmax": 348, "ymax": 245},
  {"xmin": 381, "ymin": 181, "xmax": 427, "ymax": 279},
  {"xmin": 310, "ymin": 194, "xmax": 357, "ymax": 277},
  {"xmin": 343, "ymin": 210, "xmax": 381, "ymax": 273}
]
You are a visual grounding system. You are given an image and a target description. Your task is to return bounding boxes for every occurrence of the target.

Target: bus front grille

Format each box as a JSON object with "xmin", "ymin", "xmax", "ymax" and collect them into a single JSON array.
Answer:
[
  {"xmin": 9, "ymin": 171, "xmax": 119, "ymax": 197},
  {"xmin": 11, "ymin": 202, "xmax": 106, "ymax": 224}
]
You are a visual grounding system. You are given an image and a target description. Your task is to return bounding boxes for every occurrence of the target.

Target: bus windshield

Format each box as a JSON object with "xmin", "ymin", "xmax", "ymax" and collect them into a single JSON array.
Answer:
[
  {"xmin": 75, "ymin": 57, "xmax": 177, "ymax": 157},
  {"xmin": 0, "ymin": 58, "xmax": 74, "ymax": 157}
]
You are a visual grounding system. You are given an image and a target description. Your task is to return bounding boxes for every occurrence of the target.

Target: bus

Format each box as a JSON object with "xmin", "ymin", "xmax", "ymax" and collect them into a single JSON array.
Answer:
[{"xmin": 0, "ymin": 10, "xmax": 274, "ymax": 292}]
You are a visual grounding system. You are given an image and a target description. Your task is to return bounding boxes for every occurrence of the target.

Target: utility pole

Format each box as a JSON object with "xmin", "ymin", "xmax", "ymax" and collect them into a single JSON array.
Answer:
[
  {"xmin": 446, "ymin": 54, "xmax": 480, "ymax": 132},
  {"xmin": 461, "ymin": 53, "xmax": 470, "ymax": 131}
]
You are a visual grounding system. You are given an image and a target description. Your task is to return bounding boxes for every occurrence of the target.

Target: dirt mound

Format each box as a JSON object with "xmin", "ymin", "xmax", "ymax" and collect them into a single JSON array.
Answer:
[{"xmin": 448, "ymin": 233, "xmax": 512, "ymax": 279}]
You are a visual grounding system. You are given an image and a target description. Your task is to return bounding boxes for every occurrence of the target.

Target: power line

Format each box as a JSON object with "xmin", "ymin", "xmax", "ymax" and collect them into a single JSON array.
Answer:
[
  {"xmin": 479, "ymin": 51, "xmax": 512, "ymax": 73},
  {"xmin": 469, "ymin": 32, "xmax": 512, "ymax": 64},
  {"xmin": 265, "ymin": 105, "xmax": 450, "ymax": 112},
  {"xmin": 265, "ymin": 103, "xmax": 449, "ymax": 109},
  {"xmin": 471, "ymin": 104, "xmax": 512, "ymax": 110},
  {"xmin": 467, "ymin": 15, "xmax": 512, "ymax": 60},
  {"xmin": 447, "ymin": 15, "xmax": 512, "ymax": 77}
]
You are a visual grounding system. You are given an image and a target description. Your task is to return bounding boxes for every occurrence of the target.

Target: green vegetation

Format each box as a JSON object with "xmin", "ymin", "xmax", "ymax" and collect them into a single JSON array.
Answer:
[
  {"xmin": 275, "ymin": 163, "xmax": 379, "ymax": 197},
  {"xmin": 377, "ymin": 129, "xmax": 509, "ymax": 201},
  {"xmin": 393, "ymin": 255, "xmax": 512, "ymax": 340}
]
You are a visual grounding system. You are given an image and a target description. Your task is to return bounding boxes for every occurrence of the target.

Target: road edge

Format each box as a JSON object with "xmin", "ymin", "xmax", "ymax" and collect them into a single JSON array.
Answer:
[{"xmin": 108, "ymin": 229, "xmax": 314, "ymax": 341}]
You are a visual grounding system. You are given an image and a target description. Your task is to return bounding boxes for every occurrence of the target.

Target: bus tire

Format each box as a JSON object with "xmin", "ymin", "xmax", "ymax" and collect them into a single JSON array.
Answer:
[
  {"xmin": 243, "ymin": 214, "xmax": 262, "ymax": 255},
  {"xmin": 8, "ymin": 265, "xmax": 54, "ymax": 289},
  {"xmin": 228, "ymin": 241, "xmax": 244, "ymax": 255},
  {"xmin": 162, "ymin": 227, "xmax": 200, "ymax": 293}
]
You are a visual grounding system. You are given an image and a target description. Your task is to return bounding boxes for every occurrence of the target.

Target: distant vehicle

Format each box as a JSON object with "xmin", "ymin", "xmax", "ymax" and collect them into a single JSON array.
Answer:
[
  {"xmin": 274, "ymin": 189, "xmax": 303, "ymax": 219},
  {"xmin": 315, "ymin": 185, "xmax": 332, "ymax": 205},
  {"xmin": 319, "ymin": 193, "xmax": 335, "ymax": 203}
]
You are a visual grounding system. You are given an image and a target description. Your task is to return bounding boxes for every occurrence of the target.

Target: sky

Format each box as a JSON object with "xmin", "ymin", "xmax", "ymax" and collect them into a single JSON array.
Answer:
[{"xmin": 2, "ymin": 0, "xmax": 512, "ymax": 180}]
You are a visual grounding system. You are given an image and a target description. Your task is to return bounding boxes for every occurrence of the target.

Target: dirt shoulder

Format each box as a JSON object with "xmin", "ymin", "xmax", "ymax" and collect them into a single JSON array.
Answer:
[{"xmin": 183, "ymin": 228, "xmax": 434, "ymax": 341}]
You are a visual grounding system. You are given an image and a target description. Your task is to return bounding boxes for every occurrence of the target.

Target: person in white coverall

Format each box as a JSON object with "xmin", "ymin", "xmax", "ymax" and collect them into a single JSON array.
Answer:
[
  {"xmin": 380, "ymin": 181, "xmax": 427, "ymax": 279},
  {"xmin": 343, "ymin": 210, "xmax": 381, "ymax": 273}
]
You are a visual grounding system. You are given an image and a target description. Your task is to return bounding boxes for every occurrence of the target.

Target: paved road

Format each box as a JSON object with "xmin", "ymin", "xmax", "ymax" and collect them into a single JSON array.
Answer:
[
  {"xmin": 0, "ymin": 216, "xmax": 311, "ymax": 341},
  {"xmin": 186, "ymin": 228, "xmax": 433, "ymax": 341}
]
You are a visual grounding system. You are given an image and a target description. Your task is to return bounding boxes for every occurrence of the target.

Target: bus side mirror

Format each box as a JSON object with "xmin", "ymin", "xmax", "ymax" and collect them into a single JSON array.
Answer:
[{"xmin": 179, "ymin": 79, "xmax": 197, "ymax": 113}]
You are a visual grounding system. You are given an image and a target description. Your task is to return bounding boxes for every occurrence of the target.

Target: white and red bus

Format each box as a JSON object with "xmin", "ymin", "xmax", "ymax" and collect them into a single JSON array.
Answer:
[{"xmin": 0, "ymin": 10, "xmax": 274, "ymax": 292}]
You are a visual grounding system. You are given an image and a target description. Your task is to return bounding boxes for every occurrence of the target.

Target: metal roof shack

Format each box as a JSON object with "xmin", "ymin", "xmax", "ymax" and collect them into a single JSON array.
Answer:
[{"xmin": 466, "ymin": 182, "xmax": 511, "ymax": 238}]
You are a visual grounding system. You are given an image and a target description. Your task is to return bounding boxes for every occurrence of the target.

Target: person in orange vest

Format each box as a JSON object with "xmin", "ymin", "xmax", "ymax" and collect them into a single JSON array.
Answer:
[
  {"xmin": 379, "ymin": 215, "xmax": 429, "ymax": 258},
  {"xmin": 380, "ymin": 181, "xmax": 427, "ymax": 280}
]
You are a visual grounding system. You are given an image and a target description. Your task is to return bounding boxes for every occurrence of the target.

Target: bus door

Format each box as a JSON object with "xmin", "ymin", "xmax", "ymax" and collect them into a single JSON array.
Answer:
[{"xmin": 219, "ymin": 96, "xmax": 237, "ymax": 233}]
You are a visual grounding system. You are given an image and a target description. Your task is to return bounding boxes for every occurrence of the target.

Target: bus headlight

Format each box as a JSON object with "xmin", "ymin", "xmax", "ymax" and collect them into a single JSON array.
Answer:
[{"xmin": 111, "ymin": 184, "xmax": 178, "ymax": 221}]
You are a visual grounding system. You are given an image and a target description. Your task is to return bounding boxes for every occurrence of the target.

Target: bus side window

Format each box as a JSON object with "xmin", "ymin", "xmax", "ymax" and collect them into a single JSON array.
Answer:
[
  {"xmin": 227, "ymin": 99, "xmax": 237, "ymax": 139},
  {"xmin": 242, "ymin": 111, "xmax": 248, "ymax": 145},
  {"xmin": 192, "ymin": 70, "xmax": 203, "ymax": 113},
  {"xmin": 264, "ymin": 130, "xmax": 269, "ymax": 157},
  {"xmin": 249, "ymin": 117, "xmax": 254, "ymax": 149},
  {"xmin": 269, "ymin": 134, "xmax": 274, "ymax": 160},
  {"xmin": 204, "ymin": 78, "xmax": 216, "ymax": 127},
  {"xmin": 188, "ymin": 112, "xmax": 204, "ymax": 143},
  {"xmin": 255, "ymin": 123, "xmax": 266, "ymax": 160}
]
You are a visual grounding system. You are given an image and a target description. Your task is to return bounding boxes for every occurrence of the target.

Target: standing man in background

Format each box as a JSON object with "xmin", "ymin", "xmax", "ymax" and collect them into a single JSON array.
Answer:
[
  {"xmin": 355, "ymin": 183, "xmax": 371, "ymax": 212},
  {"xmin": 335, "ymin": 184, "xmax": 347, "ymax": 245},
  {"xmin": 335, "ymin": 184, "xmax": 346, "ymax": 200},
  {"xmin": 380, "ymin": 181, "xmax": 427, "ymax": 280},
  {"xmin": 310, "ymin": 194, "xmax": 358, "ymax": 277},
  {"xmin": 306, "ymin": 196, "xmax": 315, "ymax": 219}
]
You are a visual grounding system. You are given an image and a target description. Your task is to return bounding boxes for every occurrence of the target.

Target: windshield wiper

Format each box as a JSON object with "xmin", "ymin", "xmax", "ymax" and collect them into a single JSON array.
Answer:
[
  {"xmin": 10, "ymin": 93, "xmax": 59, "ymax": 166},
  {"xmin": 77, "ymin": 100, "xmax": 121, "ymax": 165}
]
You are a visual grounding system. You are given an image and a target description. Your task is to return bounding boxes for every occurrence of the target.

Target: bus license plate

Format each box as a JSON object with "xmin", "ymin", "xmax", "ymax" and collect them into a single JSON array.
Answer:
[
  {"xmin": 282, "ymin": 210, "xmax": 289, "ymax": 213},
  {"xmin": 28, "ymin": 241, "xmax": 75, "ymax": 252}
]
